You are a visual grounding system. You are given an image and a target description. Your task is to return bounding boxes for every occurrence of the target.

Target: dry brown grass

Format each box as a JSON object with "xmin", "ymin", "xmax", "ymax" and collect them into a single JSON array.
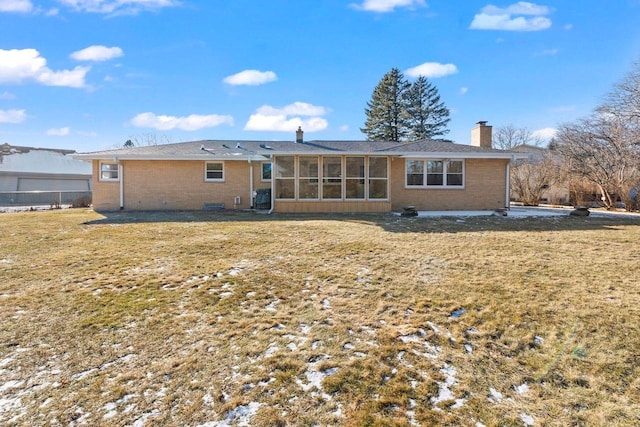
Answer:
[{"xmin": 1, "ymin": 209, "xmax": 639, "ymax": 426}]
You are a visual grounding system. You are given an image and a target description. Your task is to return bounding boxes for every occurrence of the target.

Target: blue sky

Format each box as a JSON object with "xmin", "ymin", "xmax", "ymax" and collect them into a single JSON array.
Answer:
[{"xmin": 1, "ymin": 0, "xmax": 639, "ymax": 152}]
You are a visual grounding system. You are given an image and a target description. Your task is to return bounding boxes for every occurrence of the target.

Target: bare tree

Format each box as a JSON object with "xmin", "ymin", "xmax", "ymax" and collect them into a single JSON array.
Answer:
[
  {"xmin": 511, "ymin": 149, "xmax": 561, "ymax": 206},
  {"xmin": 556, "ymin": 59, "xmax": 640, "ymax": 210},
  {"xmin": 492, "ymin": 124, "xmax": 543, "ymax": 150},
  {"xmin": 128, "ymin": 133, "xmax": 172, "ymax": 147}
]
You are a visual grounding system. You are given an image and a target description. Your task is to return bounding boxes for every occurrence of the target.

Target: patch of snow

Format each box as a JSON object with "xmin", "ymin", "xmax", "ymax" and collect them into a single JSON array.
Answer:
[
  {"xmin": 488, "ymin": 387, "xmax": 503, "ymax": 403},
  {"xmin": 228, "ymin": 268, "xmax": 242, "ymax": 276},
  {"xmin": 450, "ymin": 398, "xmax": 466, "ymax": 409},
  {"xmin": 272, "ymin": 324, "xmax": 285, "ymax": 331},
  {"xmin": 321, "ymin": 299, "xmax": 331, "ymax": 310},
  {"xmin": 426, "ymin": 321, "xmax": 440, "ymax": 334},
  {"xmin": 300, "ymin": 324, "xmax": 311, "ymax": 334},
  {"xmin": 0, "ymin": 357, "xmax": 15, "ymax": 368},
  {"xmin": 534, "ymin": 336, "xmax": 544, "ymax": 345},
  {"xmin": 130, "ymin": 409, "xmax": 159, "ymax": 427},
  {"xmin": 311, "ymin": 340, "xmax": 322, "ymax": 350},
  {"xmin": 0, "ymin": 380, "xmax": 24, "ymax": 393},
  {"xmin": 264, "ymin": 344, "xmax": 279, "ymax": 358},
  {"xmin": 265, "ymin": 300, "xmax": 279, "ymax": 311},
  {"xmin": 199, "ymin": 402, "xmax": 261, "ymax": 427},
  {"xmin": 297, "ymin": 368, "xmax": 338, "ymax": 392},
  {"xmin": 343, "ymin": 343, "xmax": 355, "ymax": 350},
  {"xmin": 431, "ymin": 364, "xmax": 458, "ymax": 406},
  {"xmin": 287, "ymin": 342, "xmax": 297, "ymax": 351},
  {"xmin": 515, "ymin": 383, "xmax": 530, "ymax": 394},
  {"xmin": 520, "ymin": 413, "xmax": 535, "ymax": 426},
  {"xmin": 464, "ymin": 344, "xmax": 473, "ymax": 354}
]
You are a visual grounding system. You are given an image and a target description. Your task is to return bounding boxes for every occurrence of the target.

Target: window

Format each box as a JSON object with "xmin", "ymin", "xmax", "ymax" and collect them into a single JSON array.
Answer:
[
  {"xmin": 100, "ymin": 162, "xmax": 119, "ymax": 181},
  {"xmin": 346, "ymin": 157, "xmax": 365, "ymax": 199},
  {"xmin": 406, "ymin": 159, "xmax": 464, "ymax": 188},
  {"xmin": 298, "ymin": 157, "xmax": 319, "ymax": 199},
  {"xmin": 205, "ymin": 162, "xmax": 224, "ymax": 181},
  {"xmin": 368, "ymin": 157, "xmax": 388, "ymax": 199},
  {"xmin": 406, "ymin": 160, "xmax": 424, "ymax": 186},
  {"xmin": 322, "ymin": 156, "xmax": 342, "ymax": 199},
  {"xmin": 275, "ymin": 156, "xmax": 295, "ymax": 199},
  {"xmin": 261, "ymin": 162, "xmax": 272, "ymax": 181}
]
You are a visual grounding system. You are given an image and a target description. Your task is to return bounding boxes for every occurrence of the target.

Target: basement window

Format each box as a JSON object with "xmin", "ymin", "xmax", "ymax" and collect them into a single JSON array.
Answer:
[
  {"xmin": 99, "ymin": 162, "xmax": 119, "ymax": 181},
  {"xmin": 205, "ymin": 162, "xmax": 224, "ymax": 181}
]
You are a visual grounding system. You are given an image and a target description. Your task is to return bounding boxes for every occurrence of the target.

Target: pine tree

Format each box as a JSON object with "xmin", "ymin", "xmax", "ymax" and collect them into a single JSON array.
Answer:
[
  {"xmin": 405, "ymin": 76, "xmax": 451, "ymax": 140},
  {"xmin": 361, "ymin": 68, "xmax": 410, "ymax": 142}
]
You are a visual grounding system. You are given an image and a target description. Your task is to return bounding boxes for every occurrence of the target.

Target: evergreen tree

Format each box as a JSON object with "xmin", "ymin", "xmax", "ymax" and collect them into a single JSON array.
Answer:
[
  {"xmin": 405, "ymin": 76, "xmax": 451, "ymax": 140},
  {"xmin": 123, "ymin": 139, "xmax": 134, "ymax": 148},
  {"xmin": 361, "ymin": 69, "xmax": 451, "ymax": 142},
  {"xmin": 361, "ymin": 68, "xmax": 410, "ymax": 142}
]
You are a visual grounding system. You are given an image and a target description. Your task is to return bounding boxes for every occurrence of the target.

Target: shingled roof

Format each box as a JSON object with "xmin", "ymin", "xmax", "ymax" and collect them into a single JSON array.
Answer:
[{"xmin": 74, "ymin": 138, "xmax": 521, "ymax": 161}]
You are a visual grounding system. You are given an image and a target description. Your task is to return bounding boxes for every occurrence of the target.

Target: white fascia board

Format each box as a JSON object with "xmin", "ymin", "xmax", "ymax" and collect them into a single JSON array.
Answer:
[
  {"xmin": 72, "ymin": 154, "xmax": 268, "ymax": 162},
  {"xmin": 398, "ymin": 152, "xmax": 528, "ymax": 159}
]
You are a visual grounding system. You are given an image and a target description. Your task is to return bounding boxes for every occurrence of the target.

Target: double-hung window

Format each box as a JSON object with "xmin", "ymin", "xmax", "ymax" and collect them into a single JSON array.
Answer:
[
  {"xmin": 100, "ymin": 162, "xmax": 119, "ymax": 181},
  {"xmin": 406, "ymin": 159, "xmax": 464, "ymax": 188},
  {"xmin": 205, "ymin": 162, "xmax": 224, "ymax": 181}
]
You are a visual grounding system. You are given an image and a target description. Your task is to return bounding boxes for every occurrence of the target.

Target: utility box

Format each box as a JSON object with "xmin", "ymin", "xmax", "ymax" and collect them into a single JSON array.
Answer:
[{"xmin": 255, "ymin": 188, "xmax": 271, "ymax": 210}]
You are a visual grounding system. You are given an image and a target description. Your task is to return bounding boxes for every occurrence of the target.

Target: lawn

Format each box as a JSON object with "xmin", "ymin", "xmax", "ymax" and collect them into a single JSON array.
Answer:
[{"xmin": 1, "ymin": 209, "xmax": 639, "ymax": 426}]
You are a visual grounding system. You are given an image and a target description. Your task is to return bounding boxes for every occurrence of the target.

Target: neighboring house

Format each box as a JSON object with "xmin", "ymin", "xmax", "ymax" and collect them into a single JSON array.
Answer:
[
  {"xmin": 0, "ymin": 144, "xmax": 92, "ymax": 192},
  {"xmin": 510, "ymin": 144, "xmax": 570, "ymax": 205},
  {"xmin": 74, "ymin": 122, "xmax": 524, "ymax": 213}
]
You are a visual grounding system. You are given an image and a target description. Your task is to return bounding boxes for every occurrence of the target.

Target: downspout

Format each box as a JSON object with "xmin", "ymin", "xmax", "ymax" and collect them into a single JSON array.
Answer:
[
  {"xmin": 505, "ymin": 156, "xmax": 513, "ymax": 209},
  {"xmin": 118, "ymin": 159, "xmax": 124, "ymax": 210},
  {"xmin": 248, "ymin": 158, "xmax": 253, "ymax": 209}
]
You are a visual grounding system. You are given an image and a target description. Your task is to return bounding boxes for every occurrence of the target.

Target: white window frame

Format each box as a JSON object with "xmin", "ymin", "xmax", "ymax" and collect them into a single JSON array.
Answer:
[
  {"xmin": 99, "ymin": 161, "xmax": 119, "ymax": 182},
  {"xmin": 405, "ymin": 159, "xmax": 465, "ymax": 189},
  {"xmin": 204, "ymin": 161, "xmax": 225, "ymax": 182}
]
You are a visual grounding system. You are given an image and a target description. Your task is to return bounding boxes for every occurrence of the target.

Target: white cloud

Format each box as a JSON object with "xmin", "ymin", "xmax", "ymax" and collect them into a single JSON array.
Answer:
[
  {"xmin": 564, "ymin": 24, "xmax": 573, "ymax": 31},
  {"xmin": 57, "ymin": 0, "xmax": 181, "ymax": 15},
  {"xmin": 470, "ymin": 2, "xmax": 552, "ymax": 31},
  {"xmin": 0, "ymin": 48, "xmax": 89, "ymax": 88},
  {"xmin": 244, "ymin": 102, "xmax": 329, "ymax": 132},
  {"xmin": 459, "ymin": 87, "xmax": 468, "ymax": 95},
  {"xmin": 532, "ymin": 127, "xmax": 557, "ymax": 140},
  {"xmin": 339, "ymin": 125, "xmax": 349, "ymax": 132},
  {"xmin": 70, "ymin": 45, "xmax": 123, "ymax": 62},
  {"xmin": 77, "ymin": 130, "xmax": 98, "ymax": 137},
  {"xmin": 130, "ymin": 112, "xmax": 234, "ymax": 131},
  {"xmin": 0, "ymin": 91, "xmax": 16, "ymax": 99},
  {"xmin": 0, "ymin": 108, "xmax": 26, "ymax": 123},
  {"xmin": 223, "ymin": 69, "xmax": 277, "ymax": 86},
  {"xmin": 350, "ymin": 0, "xmax": 426, "ymax": 13},
  {"xmin": 405, "ymin": 62, "xmax": 458, "ymax": 78},
  {"xmin": 46, "ymin": 127, "xmax": 71, "ymax": 136},
  {"xmin": 0, "ymin": 0, "xmax": 33, "ymax": 13}
]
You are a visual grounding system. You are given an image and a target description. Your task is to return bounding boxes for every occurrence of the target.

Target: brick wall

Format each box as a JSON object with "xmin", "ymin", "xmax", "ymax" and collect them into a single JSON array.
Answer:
[{"xmin": 389, "ymin": 158, "xmax": 509, "ymax": 210}]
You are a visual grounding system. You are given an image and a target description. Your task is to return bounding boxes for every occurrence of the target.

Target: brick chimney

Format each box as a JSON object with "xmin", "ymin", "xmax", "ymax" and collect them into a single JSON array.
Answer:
[
  {"xmin": 296, "ymin": 126, "xmax": 303, "ymax": 143},
  {"xmin": 471, "ymin": 121, "xmax": 492, "ymax": 148}
]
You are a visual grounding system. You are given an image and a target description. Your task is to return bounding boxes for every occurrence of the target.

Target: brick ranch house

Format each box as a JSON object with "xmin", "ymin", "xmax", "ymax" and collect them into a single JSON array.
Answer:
[{"xmin": 74, "ymin": 122, "xmax": 524, "ymax": 213}]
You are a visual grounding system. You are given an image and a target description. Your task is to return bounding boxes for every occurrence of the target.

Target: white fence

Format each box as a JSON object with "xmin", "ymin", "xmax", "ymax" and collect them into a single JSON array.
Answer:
[{"xmin": 0, "ymin": 190, "xmax": 92, "ymax": 212}]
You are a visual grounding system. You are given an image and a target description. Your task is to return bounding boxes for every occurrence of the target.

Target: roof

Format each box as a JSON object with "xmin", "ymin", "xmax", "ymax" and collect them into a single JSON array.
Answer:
[
  {"xmin": 73, "ymin": 139, "xmax": 524, "ymax": 161},
  {"xmin": 0, "ymin": 148, "xmax": 92, "ymax": 175}
]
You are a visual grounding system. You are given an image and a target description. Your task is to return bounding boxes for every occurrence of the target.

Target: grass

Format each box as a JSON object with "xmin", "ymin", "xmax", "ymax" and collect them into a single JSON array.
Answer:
[{"xmin": 1, "ymin": 208, "xmax": 639, "ymax": 426}]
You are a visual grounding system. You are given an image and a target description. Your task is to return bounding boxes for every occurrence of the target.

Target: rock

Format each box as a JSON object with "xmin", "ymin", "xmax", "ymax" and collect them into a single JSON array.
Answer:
[{"xmin": 570, "ymin": 206, "xmax": 590, "ymax": 216}]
